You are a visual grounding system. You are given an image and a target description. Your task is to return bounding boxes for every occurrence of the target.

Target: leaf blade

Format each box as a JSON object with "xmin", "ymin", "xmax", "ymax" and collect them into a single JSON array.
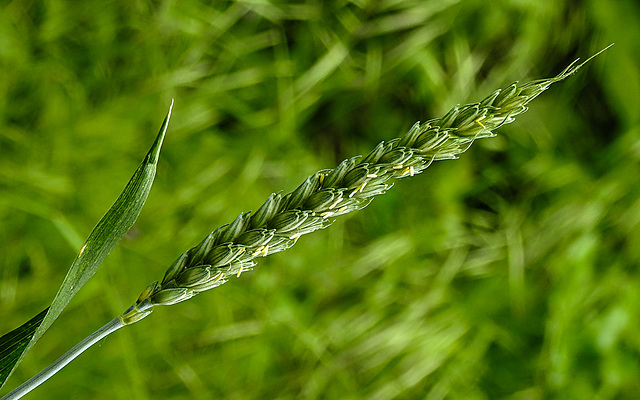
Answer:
[
  {"xmin": 0, "ymin": 101, "xmax": 173, "ymax": 390},
  {"xmin": 0, "ymin": 308, "xmax": 49, "ymax": 386}
]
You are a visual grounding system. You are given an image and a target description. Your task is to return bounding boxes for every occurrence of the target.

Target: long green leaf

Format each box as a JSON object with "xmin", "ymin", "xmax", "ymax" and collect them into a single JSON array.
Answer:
[
  {"xmin": 0, "ymin": 101, "xmax": 173, "ymax": 390},
  {"xmin": 0, "ymin": 309, "xmax": 48, "ymax": 386}
]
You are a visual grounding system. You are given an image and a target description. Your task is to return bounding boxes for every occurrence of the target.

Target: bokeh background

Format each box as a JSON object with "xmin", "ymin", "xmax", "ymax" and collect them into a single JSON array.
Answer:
[{"xmin": 1, "ymin": 0, "xmax": 639, "ymax": 399}]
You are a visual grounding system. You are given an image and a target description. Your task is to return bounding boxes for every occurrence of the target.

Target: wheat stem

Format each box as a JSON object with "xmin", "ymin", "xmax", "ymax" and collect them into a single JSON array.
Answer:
[{"xmin": 1, "ymin": 318, "xmax": 124, "ymax": 400}]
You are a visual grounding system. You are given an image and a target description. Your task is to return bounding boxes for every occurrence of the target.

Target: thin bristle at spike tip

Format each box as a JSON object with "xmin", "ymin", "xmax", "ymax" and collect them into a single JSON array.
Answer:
[
  {"xmin": 122, "ymin": 47, "xmax": 611, "ymax": 320},
  {"xmin": 557, "ymin": 43, "xmax": 614, "ymax": 81}
]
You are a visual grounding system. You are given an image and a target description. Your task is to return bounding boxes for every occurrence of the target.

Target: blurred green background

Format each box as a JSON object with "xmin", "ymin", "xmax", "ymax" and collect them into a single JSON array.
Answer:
[{"xmin": 1, "ymin": 0, "xmax": 639, "ymax": 399}]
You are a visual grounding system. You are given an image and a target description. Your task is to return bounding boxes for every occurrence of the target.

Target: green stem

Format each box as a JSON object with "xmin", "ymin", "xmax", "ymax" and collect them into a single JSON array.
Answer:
[{"xmin": 1, "ymin": 317, "xmax": 124, "ymax": 400}]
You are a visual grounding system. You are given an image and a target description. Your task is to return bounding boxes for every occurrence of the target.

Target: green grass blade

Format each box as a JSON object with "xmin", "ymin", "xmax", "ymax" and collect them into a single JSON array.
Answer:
[
  {"xmin": 0, "ymin": 309, "xmax": 49, "ymax": 387},
  {"xmin": 0, "ymin": 101, "xmax": 173, "ymax": 390}
]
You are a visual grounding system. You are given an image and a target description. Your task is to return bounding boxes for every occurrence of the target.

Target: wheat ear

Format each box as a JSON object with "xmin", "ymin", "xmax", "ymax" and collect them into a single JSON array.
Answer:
[{"xmin": 119, "ymin": 45, "xmax": 612, "ymax": 325}]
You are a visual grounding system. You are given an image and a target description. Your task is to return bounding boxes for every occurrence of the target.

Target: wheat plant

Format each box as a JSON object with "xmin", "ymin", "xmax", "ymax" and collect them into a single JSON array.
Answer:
[{"xmin": 0, "ymin": 46, "xmax": 610, "ymax": 400}]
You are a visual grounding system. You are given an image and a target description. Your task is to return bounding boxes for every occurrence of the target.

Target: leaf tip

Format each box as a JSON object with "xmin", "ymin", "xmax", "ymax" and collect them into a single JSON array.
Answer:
[{"xmin": 147, "ymin": 101, "xmax": 174, "ymax": 165}]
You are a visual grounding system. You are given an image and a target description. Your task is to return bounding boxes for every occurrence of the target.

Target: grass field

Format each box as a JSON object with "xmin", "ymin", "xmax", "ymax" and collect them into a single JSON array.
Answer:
[{"xmin": 1, "ymin": 0, "xmax": 639, "ymax": 399}]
